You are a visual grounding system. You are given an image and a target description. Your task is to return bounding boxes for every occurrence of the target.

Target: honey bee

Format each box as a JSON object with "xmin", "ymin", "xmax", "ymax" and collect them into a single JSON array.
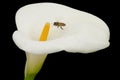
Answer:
[{"xmin": 54, "ymin": 22, "xmax": 66, "ymax": 30}]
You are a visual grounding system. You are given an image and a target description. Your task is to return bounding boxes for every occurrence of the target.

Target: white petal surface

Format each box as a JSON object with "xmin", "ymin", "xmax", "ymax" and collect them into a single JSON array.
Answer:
[{"xmin": 13, "ymin": 3, "xmax": 110, "ymax": 54}]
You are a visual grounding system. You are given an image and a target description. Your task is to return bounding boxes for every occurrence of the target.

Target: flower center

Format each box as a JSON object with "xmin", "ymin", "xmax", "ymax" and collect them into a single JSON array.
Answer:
[{"xmin": 39, "ymin": 22, "xmax": 50, "ymax": 41}]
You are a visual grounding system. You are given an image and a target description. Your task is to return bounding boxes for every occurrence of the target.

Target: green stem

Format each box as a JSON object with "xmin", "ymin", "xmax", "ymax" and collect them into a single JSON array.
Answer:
[
  {"xmin": 24, "ymin": 53, "xmax": 47, "ymax": 80},
  {"xmin": 24, "ymin": 73, "xmax": 36, "ymax": 80}
]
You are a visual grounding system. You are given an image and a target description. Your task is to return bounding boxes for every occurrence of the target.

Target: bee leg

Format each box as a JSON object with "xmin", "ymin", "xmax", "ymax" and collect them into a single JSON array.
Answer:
[{"xmin": 60, "ymin": 26, "xmax": 64, "ymax": 30}]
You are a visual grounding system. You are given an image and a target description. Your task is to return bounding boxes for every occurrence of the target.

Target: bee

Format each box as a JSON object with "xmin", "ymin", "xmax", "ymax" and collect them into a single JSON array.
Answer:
[{"xmin": 54, "ymin": 22, "xmax": 66, "ymax": 30}]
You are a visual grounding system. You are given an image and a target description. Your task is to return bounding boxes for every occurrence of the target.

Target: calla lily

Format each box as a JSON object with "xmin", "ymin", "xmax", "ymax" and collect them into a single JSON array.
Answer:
[{"xmin": 12, "ymin": 2, "xmax": 110, "ymax": 80}]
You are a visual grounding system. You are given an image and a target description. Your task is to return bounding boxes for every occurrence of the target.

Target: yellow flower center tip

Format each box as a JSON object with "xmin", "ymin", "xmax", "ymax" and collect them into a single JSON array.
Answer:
[{"xmin": 39, "ymin": 22, "xmax": 50, "ymax": 41}]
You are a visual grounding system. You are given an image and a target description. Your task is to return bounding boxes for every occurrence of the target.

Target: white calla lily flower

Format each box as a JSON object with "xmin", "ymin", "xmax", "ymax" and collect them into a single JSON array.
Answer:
[{"xmin": 12, "ymin": 2, "xmax": 110, "ymax": 80}]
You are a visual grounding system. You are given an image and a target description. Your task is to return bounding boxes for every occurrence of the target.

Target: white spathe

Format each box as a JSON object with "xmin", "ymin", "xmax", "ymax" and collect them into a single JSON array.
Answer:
[{"xmin": 13, "ymin": 2, "xmax": 110, "ymax": 54}]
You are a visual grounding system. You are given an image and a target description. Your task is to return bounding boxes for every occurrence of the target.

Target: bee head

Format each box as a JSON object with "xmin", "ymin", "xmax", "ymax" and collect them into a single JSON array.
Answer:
[{"xmin": 54, "ymin": 22, "xmax": 58, "ymax": 25}]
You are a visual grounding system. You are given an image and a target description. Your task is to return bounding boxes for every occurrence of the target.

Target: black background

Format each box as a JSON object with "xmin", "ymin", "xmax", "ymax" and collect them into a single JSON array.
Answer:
[{"xmin": 5, "ymin": 0, "xmax": 114, "ymax": 80}]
